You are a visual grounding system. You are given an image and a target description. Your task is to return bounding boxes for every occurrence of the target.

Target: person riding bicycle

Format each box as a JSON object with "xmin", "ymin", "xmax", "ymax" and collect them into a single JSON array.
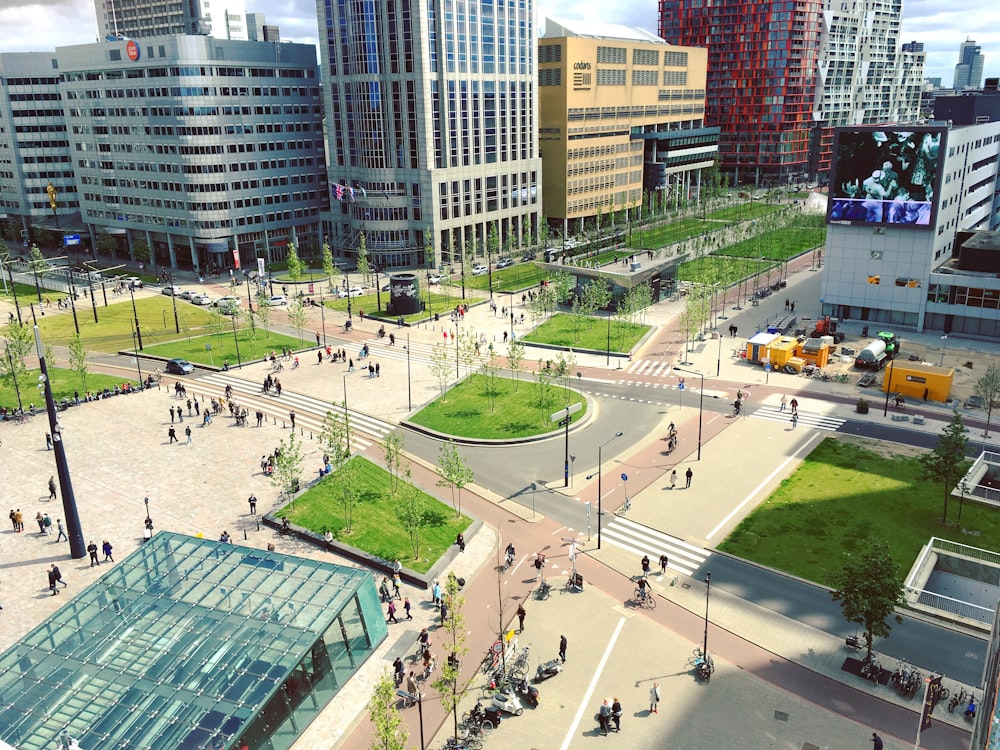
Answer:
[
  {"xmin": 417, "ymin": 627, "xmax": 431, "ymax": 651},
  {"xmin": 378, "ymin": 324, "xmax": 386, "ymax": 338},
  {"xmin": 505, "ymin": 542, "xmax": 516, "ymax": 567},
  {"xmin": 636, "ymin": 577, "xmax": 649, "ymax": 600}
]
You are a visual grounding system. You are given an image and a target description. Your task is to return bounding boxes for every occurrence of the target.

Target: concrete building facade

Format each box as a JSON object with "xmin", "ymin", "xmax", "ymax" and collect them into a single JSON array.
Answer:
[
  {"xmin": 94, "ymin": 0, "xmax": 250, "ymax": 40},
  {"xmin": 537, "ymin": 18, "xmax": 718, "ymax": 232},
  {"xmin": 954, "ymin": 38, "xmax": 986, "ymax": 91},
  {"xmin": 57, "ymin": 35, "xmax": 326, "ymax": 271},
  {"xmin": 316, "ymin": 0, "xmax": 542, "ymax": 271}
]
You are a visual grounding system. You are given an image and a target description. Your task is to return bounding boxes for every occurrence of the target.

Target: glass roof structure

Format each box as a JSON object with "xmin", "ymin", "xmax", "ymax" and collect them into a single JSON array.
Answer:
[{"xmin": 0, "ymin": 532, "xmax": 387, "ymax": 750}]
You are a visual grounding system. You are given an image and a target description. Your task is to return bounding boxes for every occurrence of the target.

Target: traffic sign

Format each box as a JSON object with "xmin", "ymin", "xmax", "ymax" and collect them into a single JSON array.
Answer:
[
  {"xmin": 558, "ymin": 416, "xmax": 571, "ymax": 427},
  {"xmin": 63, "ymin": 234, "xmax": 81, "ymax": 246},
  {"xmin": 678, "ymin": 383, "xmax": 685, "ymax": 390},
  {"xmin": 621, "ymin": 473, "xmax": 628, "ymax": 482}
]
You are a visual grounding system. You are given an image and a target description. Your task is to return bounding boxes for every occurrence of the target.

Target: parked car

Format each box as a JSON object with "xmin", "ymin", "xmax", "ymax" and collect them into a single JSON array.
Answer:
[
  {"xmin": 268, "ymin": 295, "xmax": 288, "ymax": 306},
  {"xmin": 165, "ymin": 358, "xmax": 194, "ymax": 375},
  {"xmin": 161, "ymin": 285, "xmax": 183, "ymax": 297},
  {"xmin": 120, "ymin": 276, "xmax": 143, "ymax": 289},
  {"xmin": 189, "ymin": 293, "xmax": 212, "ymax": 306},
  {"xmin": 337, "ymin": 286, "xmax": 364, "ymax": 298},
  {"xmin": 178, "ymin": 289, "xmax": 198, "ymax": 300},
  {"xmin": 496, "ymin": 257, "xmax": 515, "ymax": 269},
  {"xmin": 214, "ymin": 295, "xmax": 240, "ymax": 307},
  {"xmin": 472, "ymin": 264, "xmax": 489, "ymax": 276},
  {"xmin": 428, "ymin": 273, "xmax": 445, "ymax": 285},
  {"xmin": 217, "ymin": 302, "xmax": 240, "ymax": 316}
]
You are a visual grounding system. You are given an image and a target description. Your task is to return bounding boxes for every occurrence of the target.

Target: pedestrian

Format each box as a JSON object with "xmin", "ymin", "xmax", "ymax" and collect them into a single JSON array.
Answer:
[
  {"xmin": 14, "ymin": 509, "xmax": 23, "ymax": 532},
  {"xmin": 685, "ymin": 467, "xmax": 693, "ymax": 489},
  {"xmin": 48, "ymin": 566, "xmax": 59, "ymax": 596},
  {"xmin": 48, "ymin": 475, "xmax": 57, "ymax": 500},
  {"xmin": 177, "ymin": 406, "xmax": 183, "ymax": 422},
  {"xmin": 43, "ymin": 513, "xmax": 52, "ymax": 535},
  {"xmin": 8, "ymin": 509, "xmax": 15, "ymax": 531},
  {"xmin": 194, "ymin": 398, "xmax": 200, "ymax": 416},
  {"xmin": 439, "ymin": 599, "xmax": 448, "ymax": 624},
  {"xmin": 456, "ymin": 532, "xmax": 465, "ymax": 552},
  {"xmin": 348, "ymin": 358, "xmax": 355, "ymax": 372},
  {"xmin": 379, "ymin": 578, "xmax": 391, "ymax": 602},
  {"xmin": 784, "ymin": 297, "xmax": 789, "ymax": 311},
  {"xmin": 168, "ymin": 426, "xmax": 178, "ymax": 443},
  {"xmin": 51, "ymin": 564, "xmax": 66, "ymax": 588},
  {"xmin": 87, "ymin": 540, "xmax": 100, "ymax": 565},
  {"xmin": 393, "ymin": 657, "xmax": 405, "ymax": 686},
  {"xmin": 611, "ymin": 698, "xmax": 622, "ymax": 732},
  {"xmin": 102, "ymin": 540, "xmax": 114, "ymax": 562},
  {"xmin": 641, "ymin": 554, "xmax": 651, "ymax": 577},
  {"xmin": 45, "ymin": 432, "xmax": 52, "ymax": 450},
  {"xmin": 275, "ymin": 379, "xmax": 282, "ymax": 396},
  {"xmin": 289, "ymin": 411, "xmax": 296, "ymax": 429},
  {"xmin": 406, "ymin": 671, "xmax": 418, "ymax": 697},
  {"xmin": 35, "ymin": 512, "xmax": 45, "ymax": 534},
  {"xmin": 392, "ymin": 572, "xmax": 402, "ymax": 599},
  {"xmin": 315, "ymin": 332, "xmax": 321, "ymax": 346},
  {"xmin": 256, "ymin": 410, "xmax": 264, "ymax": 428},
  {"xmin": 790, "ymin": 301, "xmax": 795, "ymax": 313},
  {"xmin": 534, "ymin": 552, "xmax": 545, "ymax": 581},
  {"xmin": 871, "ymin": 733, "xmax": 883, "ymax": 750},
  {"xmin": 790, "ymin": 398, "xmax": 798, "ymax": 415},
  {"xmin": 185, "ymin": 425, "xmax": 192, "ymax": 446},
  {"xmin": 186, "ymin": 398, "xmax": 193, "ymax": 416},
  {"xmin": 389, "ymin": 333, "xmax": 395, "ymax": 346},
  {"xmin": 248, "ymin": 494, "xmax": 257, "ymax": 514},
  {"xmin": 598, "ymin": 700, "xmax": 612, "ymax": 735},
  {"xmin": 559, "ymin": 634, "xmax": 567, "ymax": 662},
  {"xmin": 780, "ymin": 394, "xmax": 787, "ymax": 412},
  {"xmin": 649, "ymin": 682, "xmax": 660, "ymax": 714},
  {"xmin": 170, "ymin": 406, "xmax": 176, "ymax": 423},
  {"xmin": 404, "ymin": 596, "xmax": 413, "ymax": 620},
  {"xmin": 375, "ymin": 362, "xmax": 380, "ymax": 378},
  {"xmin": 55, "ymin": 518, "xmax": 67, "ymax": 542},
  {"xmin": 670, "ymin": 470, "xmax": 677, "ymax": 490},
  {"xmin": 432, "ymin": 580, "xmax": 441, "ymax": 605},
  {"xmin": 659, "ymin": 554, "xmax": 668, "ymax": 575},
  {"xmin": 387, "ymin": 599, "xmax": 398, "ymax": 624},
  {"xmin": 517, "ymin": 603, "xmax": 526, "ymax": 632},
  {"xmin": 791, "ymin": 412, "xmax": 798, "ymax": 429}
]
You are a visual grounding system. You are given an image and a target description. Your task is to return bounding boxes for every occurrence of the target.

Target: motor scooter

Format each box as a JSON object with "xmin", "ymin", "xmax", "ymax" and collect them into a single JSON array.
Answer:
[
  {"xmin": 534, "ymin": 658, "xmax": 563, "ymax": 683},
  {"xmin": 490, "ymin": 690, "xmax": 524, "ymax": 716},
  {"xmin": 514, "ymin": 677, "xmax": 539, "ymax": 707},
  {"xmin": 845, "ymin": 633, "xmax": 869, "ymax": 651}
]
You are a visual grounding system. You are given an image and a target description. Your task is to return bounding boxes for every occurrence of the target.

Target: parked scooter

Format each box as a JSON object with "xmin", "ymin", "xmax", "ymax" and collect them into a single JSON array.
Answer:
[
  {"xmin": 534, "ymin": 658, "xmax": 563, "ymax": 683},
  {"xmin": 490, "ymin": 690, "xmax": 524, "ymax": 716},
  {"xmin": 965, "ymin": 695, "xmax": 977, "ymax": 721},
  {"xmin": 514, "ymin": 677, "xmax": 539, "ymax": 707},
  {"xmin": 845, "ymin": 633, "xmax": 869, "ymax": 651}
]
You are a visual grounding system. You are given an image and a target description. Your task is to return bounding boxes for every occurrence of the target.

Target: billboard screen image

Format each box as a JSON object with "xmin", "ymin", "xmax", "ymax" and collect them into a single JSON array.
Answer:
[{"xmin": 828, "ymin": 128, "xmax": 943, "ymax": 228}]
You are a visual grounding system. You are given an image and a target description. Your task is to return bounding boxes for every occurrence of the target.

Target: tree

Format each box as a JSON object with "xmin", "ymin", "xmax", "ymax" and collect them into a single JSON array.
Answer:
[
  {"xmin": 1, "ymin": 320, "xmax": 33, "ymax": 383},
  {"xmin": 242, "ymin": 309, "xmax": 259, "ymax": 357},
  {"xmin": 68, "ymin": 333, "xmax": 89, "ymax": 392},
  {"xmin": 430, "ymin": 342, "xmax": 453, "ymax": 397},
  {"xmin": 507, "ymin": 338, "xmax": 525, "ymax": 391},
  {"xmin": 285, "ymin": 241, "xmax": 303, "ymax": 281},
  {"xmin": 321, "ymin": 241, "xmax": 335, "ymax": 287},
  {"xmin": 96, "ymin": 230, "xmax": 116, "ymax": 259},
  {"xmin": 457, "ymin": 330, "xmax": 480, "ymax": 377},
  {"xmin": 974, "ymin": 363, "xmax": 1000, "ymax": 439},
  {"xmin": 830, "ymin": 540, "xmax": 905, "ymax": 663},
  {"xmin": 395, "ymin": 467, "xmax": 429, "ymax": 560},
  {"xmin": 431, "ymin": 572, "xmax": 471, "ymax": 741},
  {"xmin": 368, "ymin": 672, "xmax": 409, "ymax": 750},
  {"xmin": 320, "ymin": 403, "xmax": 352, "ymax": 469},
  {"xmin": 255, "ymin": 296, "xmax": 273, "ymax": 332},
  {"xmin": 287, "ymin": 296, "xmax": 308, "ymax": 343},
  {"xmin": 132, "ymin": 235, "xmax": 151, "ymax": 265},
  {"xmin": 27, "ymin": 243, "xmax": 45, "ymax": 274},
  {"xmin": 918, "ymin": 411, "xmax": 971, "ymax": 524},
  {"xmin": 487, "ymin": 222, "xmax": 501, "ymax": 266},
  {"xmin": 382, "ymin": 431, "xmax": 406, "ymax": 495},
  {"xmin": 479, "ymin": 350, "xmax": 504, "ymax": 412},
  {"xmin": 356, "ymin": 232, "xmax": 371, "ymax": 287},
  {"xmin": 437, "ymin": 440, "xmax": 473, "ymax": 517},
  {"xmin": 271, "ymin": 430, "xmax": 306, "ymax": 501}
]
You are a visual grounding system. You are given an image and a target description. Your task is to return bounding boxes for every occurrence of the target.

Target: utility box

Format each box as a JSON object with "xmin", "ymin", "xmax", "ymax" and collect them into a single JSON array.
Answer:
[{"xmin": 883, "ymin": 362, "xmax": 954, "ymax": 403}]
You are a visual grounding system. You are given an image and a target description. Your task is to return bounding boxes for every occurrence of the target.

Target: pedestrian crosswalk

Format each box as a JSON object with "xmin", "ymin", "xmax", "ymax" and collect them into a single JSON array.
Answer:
[
  {"xmin": 623, "ymin": 358, "xmax": 676, "ymax": 379},
  {"xmin": 600, "ymin": 516, "xmax": 711, "ymax": 577},
  {"xmin": 749, "ymin": 405, "xmax": 845, "ymax": 432}
]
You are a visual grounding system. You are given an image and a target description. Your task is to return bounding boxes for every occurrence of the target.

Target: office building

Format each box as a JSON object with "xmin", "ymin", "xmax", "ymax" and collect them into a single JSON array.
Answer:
[
  {"xmin": 0, "ymin": 532, "xmax": 388, "ymax": 750},
  {"xmin": 317, "ymin": 0, "xmax": 542, "ymax": 270},
  {"xmin": 821, "ymin": 114, "xmax": 1000, "ymax": 336},
  {"xmin": 537, "ymin": 18, "xmax": 718, "ymax": 231},
  {"xmin": 246, "ymin": 13, "xmax": 279, "ymax": 42},
  {"xmin": 954, "ymin": 38, "xmax": 985, "ymax": 90},
  {"xmin": 57, "ymin": 35, "xmax": 326, "ymax": 271},
  {"xmin": 94, "ymin": 0, "xmax": 250, "ymax": 40},
  {"xmin": 0, "ymin": 52, "xmax": 79, "ymax": 236}
]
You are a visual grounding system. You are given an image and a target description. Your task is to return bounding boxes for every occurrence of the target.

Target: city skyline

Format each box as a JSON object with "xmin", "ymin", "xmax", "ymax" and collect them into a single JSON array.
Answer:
[{"xmin": 0, "ymin": 0, "xmax": 994, "ymax": 86}]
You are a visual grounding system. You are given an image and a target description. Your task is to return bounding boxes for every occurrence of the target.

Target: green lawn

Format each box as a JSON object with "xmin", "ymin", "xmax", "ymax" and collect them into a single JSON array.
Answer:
[
  {"xmin": 522, "ymin": 312, "xmax": 649, "ymax": 352},
  {"xmin": 718, "ymin": 438, "xmax": 998, "ymax": 587},
  {"xmin": 0, "ymin": 367, "xmax": 139, "ymax": 409},
  {"xmin": 463, "ymin": 263, "xmax": 549, "ymax": 292},
  {"xmin": 409, "ymin": 373, "xmax": 586, "ymax": 438},
  {"xmin": 0, "ymin": 281, "xmax": 68, "ymax": 305},
  {"xmin": 277, "ymin": 456, "xmax": 469, "ymax": 573},
  {"xmin": 3, "ymin": 295, "xmax": 220, "ymax": 352},
  {"xmin": 142, "ymin": 328, "xmax": 307, "ymax": 366}
]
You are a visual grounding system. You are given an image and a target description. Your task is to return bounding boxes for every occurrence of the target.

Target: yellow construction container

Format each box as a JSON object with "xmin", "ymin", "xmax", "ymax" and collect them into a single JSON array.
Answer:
[
  {"xmin": 795, "ymin": 341, "xmax": 831, "ymax": 368},
  {"xmin": 883, "ymin": 361, "xmax": 954, "ymax": 403},
  {"xmin": 763, "ymin": 337, "xmax": 798, "ymax": 368}
]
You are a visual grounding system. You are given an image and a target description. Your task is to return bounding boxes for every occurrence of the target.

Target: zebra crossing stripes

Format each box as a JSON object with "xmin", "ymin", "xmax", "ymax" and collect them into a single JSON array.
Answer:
[
  {"xmin": 624, "ymin": 359, "xmax": 675, "ymax": 378},
  {"xmin": 600, "ymin": 516, "xmax": 710, "ymax": 577},
  {"xmin": 750, "ymin": 405, "xmax": 845, "ymax": 432}
]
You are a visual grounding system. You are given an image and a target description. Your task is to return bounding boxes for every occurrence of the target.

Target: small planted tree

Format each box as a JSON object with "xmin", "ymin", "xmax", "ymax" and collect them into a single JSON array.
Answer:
[
  {"xmin": 321, "ymin": 241, "xmax": 335, "ymax": 286},
  {"xmin": 507, "ymin": 338, "xmax": 525, "ymax": 391},
  {"xmin": 918, "ymin": 411, "xmax": 970, "ymax": 524},
  {"xmin": 96, "ymin": 230, "xmax": 116, "ymax": 258},
  {"xmin": 431, "ymin": 572, "xmax": 471, "ymax": 741},
  {"xmin": 437, "ymin": 440, "xmax": 474, "ymax": 517},
  {"xmin": 382, "ymin": 431, "xmax": 406, "ymax": 495},
  {"xmin": 255, "ymin": 297, "xmax": 273, "ymax": 333},
  {"xmin": 830, "ymin": 539, "xmax": 905, "ymax": 664},
  {"xmin": 68, "ymin": 333, "xmax": 89, "ymax": 392},
  {"xmin": 974, "ymin": 362, "xmax": 1000, "ymax": 439},
  {"xmin": 132, "ymin": 236, "xmax": 151, "ymax": 266},
  {"xmin": 271, "ymin": 430, "xmax": 305, "ymax": 501},
  {"xmin": 368, "ymin": 671, "xmax": 409, "ymax": 750},
  {"xmin": 285, "ymin": 241, "xmax": 303, "ymax": 282},
  {"xmin": 430, "ymin": 342, "xmax": 453, "ymax": 396},
  {"xmin": 242, "ymin": 309, "xmax": 259, "ymax": 357},
  {"xmin": 395, "ymin": 468, "xmax": 428, "ymax": 560},
  {"xmin": 480, "ymin": 350, "xmax": 504, "ymax": 413},
  {"xmin": 287, "ymin": 296, "xmax": 308, "ymax": 343},
  {"xmin": 356, "ymin": 232, "xmax": 371, "ymax": 287},
  {"xmin": 0, "ymin": 320, "xmax": 33, "ymax": 390}
]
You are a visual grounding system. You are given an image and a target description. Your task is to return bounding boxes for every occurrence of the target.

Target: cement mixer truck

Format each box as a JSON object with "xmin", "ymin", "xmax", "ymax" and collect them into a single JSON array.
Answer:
[{"xmin": 854, "ymin": 331, "xmax": 899, "ymax": 370}]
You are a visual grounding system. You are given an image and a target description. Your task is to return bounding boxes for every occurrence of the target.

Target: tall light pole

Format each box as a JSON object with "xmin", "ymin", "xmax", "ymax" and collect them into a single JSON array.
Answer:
[
  {"xmin": 4, "ymin": 261, "xmax": 23, "ymax": 323},
  {"xmin": 586, "ymin": 431, "xmax": 623, "ymax": 550},
  {"xmin": 405, "ymin": 333, "xmax": 412, "ymax": 410},
  {"xmin": 342, "ymin": 375, "xmax": 350, "ymax": 449},
  {"xmin": 703, "ymin": 571, "xmax": 712, "ymax": 658},
  {"xmin": 34, "ymin": 325, "xmax": 85, "ymax": 559},
  {"xmin": 127, "ymin": 282, "xmax": 143, "ymax": 350},
  {"xmin": 715, "ymin": 332, "xmax": 722, "ymax": 377},
  {"xmin": 674, "ymin": 366, "xmax": 705, "ymax": 461}
]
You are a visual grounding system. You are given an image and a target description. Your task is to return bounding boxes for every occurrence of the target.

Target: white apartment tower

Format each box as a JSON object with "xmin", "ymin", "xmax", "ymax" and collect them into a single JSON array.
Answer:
[
  {"xmin": 814, "ymin": 0, "xmax": 924, "ymax": 128},
  {"xmin": 316, "ymin": 0, "xmax": 542, "ymax": 270},
  {"xmin": 94, "ymin": 0, "xmax": 249, "ymax": 40}
]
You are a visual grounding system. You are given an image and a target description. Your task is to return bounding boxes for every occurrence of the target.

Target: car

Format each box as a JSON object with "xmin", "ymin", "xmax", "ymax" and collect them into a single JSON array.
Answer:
[
  {"xmin": 496, "ymin": 257, "xmax": 515, "ymax": 269},
  {"xmin": 427, "ymin": 273, "xmax": 445, "ymax": 285},
  {"xmin": 217, "ymin": 302, "xmax": 240, "ymax": 315},
  {"xmin": 189, "ymin": 293, "xmax": 212, "ymax": 306},
  {"xmin": 120, "ymin": 276, "xmax": 143, "ymax": 289},
  {"xmin": 337, "ymin": 286, "xmax": 364, "ymax": 298},
  {"xmin": 268, "ymin": 295, "xmax": 288, "ymax": 306},
  {"xmin": 161, "ymin": 285, "xmax": 183, "ymax": 296},
  {"xmin": 165, "ymin": 358, "xmax": 194, "ymax": 375},
  {"xmin": 178, "ymin": 290, "xmax": 198, "ymax": 300},
  {"xmin": 472, "ymin": 264, "xmax": 489, "ymax": 276},
  {"xmin": 214, "ymin": 295, "xmax": 240, "ymax": 307},
  {"xmin": 381, "ymin": 283, "xmax": 391, "ymax": 292}
]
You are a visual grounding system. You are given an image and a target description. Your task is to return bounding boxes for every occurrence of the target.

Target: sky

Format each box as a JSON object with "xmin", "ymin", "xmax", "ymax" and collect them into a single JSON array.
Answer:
[{"xmin": 0, "ymin": 0, "xmax": 996, "ymax": 86}]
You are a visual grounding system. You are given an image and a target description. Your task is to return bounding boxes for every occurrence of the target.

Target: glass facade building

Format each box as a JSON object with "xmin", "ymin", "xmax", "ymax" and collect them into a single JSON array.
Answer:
[{"xmin": 0, "ymin": 532, "xmax": 387, "ymax": 750}]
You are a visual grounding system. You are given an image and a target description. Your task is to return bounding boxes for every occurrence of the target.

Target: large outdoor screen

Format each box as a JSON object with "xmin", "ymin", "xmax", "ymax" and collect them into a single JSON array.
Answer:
[{"xmin": 827, "ymin": 127, "xmax": 944, "ymax": 229}]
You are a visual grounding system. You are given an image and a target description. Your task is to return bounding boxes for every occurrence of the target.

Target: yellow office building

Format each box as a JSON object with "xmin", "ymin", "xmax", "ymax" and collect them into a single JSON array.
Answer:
[{"xmin": 538, "ymin": 19, "xmax": 718, "ymax": 231}]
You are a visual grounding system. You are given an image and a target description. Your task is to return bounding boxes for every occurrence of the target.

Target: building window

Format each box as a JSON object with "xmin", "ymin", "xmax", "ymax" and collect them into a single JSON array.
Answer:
[
  {"xmin": 596, "ymin": 69, "xmax": 626, "ymax": 86},
  {"xmin": 596, "ymin": 46, "xmax": 626, "ymax": 64}
]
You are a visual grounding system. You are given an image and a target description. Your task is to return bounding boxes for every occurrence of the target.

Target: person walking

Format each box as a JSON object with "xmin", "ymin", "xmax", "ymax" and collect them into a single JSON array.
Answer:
[
  {"xmin": 780, "ymin": 394, "xmax": 787, "ymax": 412},
  {"xmin": 790, "ymin": 398, "xmax": 798, "ymax": 416},
  {"xmin": 559, "ymin": 634, "xmax": 567, "ymax": 663},
  {"xmin": 168, "ymin": 426, "xmax": 178, "ymax": 444},
  {"xmin": 871, "ymin": 733, "xmax": 883, "ymax": 750},
  {"xmin": 55, "ymin": 518, "xmax": 67, "ymax": 542},
  {"xmin": 517, "ymin": 603, "xmax": 526, "ymax": 632},
  {"xmin": 289, "ymin": 411, "xmax": 296, "ymax": 430},
  {"xmin": 406, "ymin": 671, "xmax": 418, "ymax": 697},
  {"xmin": 47, "ymin": 566, "xmax": 59, "ymax": 596},
  {"xmin": 48, "ymin": 476, "xmax": 57, "ymax": 500},
  {"xmin": 641, "ymin": 554, "xmax": 651, "ymax": 577},
  {"xmin": 51, "ymin": 564, "xmax": 67, "ymax": 588},
  {"xmin": 35, "ymin": 512, "xmax": 45, "ymax": 534},
  {"xmin": 432, "ymin": 580, "xmax": 442, "ymax": 606},
  {"xmin": 598, "ymin": 700, "xmax": 612, "ymax": 735},
  {"xmin": 659, "ymin": 554, "xmax": 669, "ymax": 576},
  {"xmin": 670, "ymin": 469, "xmax": 677, "ymax": 490},
  {"xmin": 248, "ymin": 494, "xmax": 257, "ymax": 514},
  {"xmin": 102, "ymin": 540, "xmax": 114, "ymax": 562},
  {"xmin": 42, "ymin": 513, "xmax": 52, "ymax": 535},
  {"xmin": 534, "ymin": 552, "xmax": 545, "ymax": 581},
  {"xmin": 87, "ymin": 540, "xmax": 99, "ymax": 566},
  {"xmin": 185, "ymin": 425, "xmax": 192, "ymax": 446},
  {"xmin": 456, "ymin": 533, "xmax": 465, "ymax": 552},
  {"xmin": 439, "ymin": 599, "xmax": 448, "ymax": 625},
  {"xmin": 685, "ymin": 467, "xmax": 693, "ymax": 489},
  {"xmin": 611, "ymin": 698, "xmax": 622, "ymax": 732},
  {"xmin": 791, "ymin": 412, "xmax": 799, "ymax": 429},
  {"xmin": 170, "ymin": 406, "xmax": 176, "ymax": 423},
  {"xmin": 403, "ymin": 596, "xmax": 413, "ymax": 620},
  {"xmin": 392, "ymin": 657, "xmax": 405, "ymax": 686},
  {"xmin": 386, "ymin": 599, "xmax": 398, "ymax": 624},
  {"xmin": 13, "ymin": 509, "xmax": 23, "ymax": 533},
  {"xmin": 392, "ymin": 572, "xmax": 402, "ymax": 599},
  {"xmin": 649, "ymin": 682, "xmax": 660, "ymax": 714}
]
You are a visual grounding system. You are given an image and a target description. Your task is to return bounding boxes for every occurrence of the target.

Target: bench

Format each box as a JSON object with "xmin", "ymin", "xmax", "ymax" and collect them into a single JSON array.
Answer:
[
  {"xmin": 891, "ymin": 414, "xmax": 909, "ymax": 422},
  {"xmin": 912, "ymin": 414, "xmax": 925, "ymax": 425}
]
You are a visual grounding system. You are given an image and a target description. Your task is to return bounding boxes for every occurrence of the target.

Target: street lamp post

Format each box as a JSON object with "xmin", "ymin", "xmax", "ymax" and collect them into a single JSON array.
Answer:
[
  {"xmin": 673, "ymin": 366, "xmax": 705, "ymax": 460},
  {"xmin": 715, "ymin": 331, "xmax": 722, "ymax": 377},
  {"xmin": 883, "ymin": 357, "xmax": 897, "ymax": 417},
  {"xmin": 703, "ymin": 571, "xmax": 712, "ymax": 658},
  {"xmin": 586, "ymin": 431, "xmax": 623, "ymax": 550},
  {"xmin": 34, "ymin": 325, "xmax": 85, "ymax": 559},
  {"xmin": 127, "ymin": 283, "xmax": 143, "ymax": 350},
  {"xmin": 939, "ymin": 335, "xmax": 948, "ymax": 367},
  {"xmin": 375, "ymin": 265, "xmax": 383, "ymax": 312},
  {"xmin": 405, "ymin": 334, "xmax": 412, "ymax": 410},
  {"xmin": 144, "ymin": 496, "xmax": 150, "ymax": 522},
  {"xmin": 244, "ymin": 272, "xmax": 255, "ymax": 313},
  {"xmin": 4, "ymin": 261, "xmax": 22, "ymax": 323},
  {"xmin": 342, "ymin": 375, "xmax": 350, "ymax": 449},
  {"xmin": 168, "ymin": 272, "xmax": 180, "ymax": 333}
]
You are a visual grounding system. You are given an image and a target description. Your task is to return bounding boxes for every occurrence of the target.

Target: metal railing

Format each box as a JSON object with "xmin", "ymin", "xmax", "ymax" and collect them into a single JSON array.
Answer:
[{"xmin": 914, "ymin": 590, "xmax": 994, "ymax": 625}]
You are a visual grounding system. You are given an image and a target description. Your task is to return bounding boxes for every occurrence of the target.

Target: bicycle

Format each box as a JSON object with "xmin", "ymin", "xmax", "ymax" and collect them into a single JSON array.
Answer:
[
  {"xmin": 396, "ymin": 689, "xmax": 419, "ymax": 708},
  {"xmin": 632, "ymin": 588, "xmax": 656, "ymax": 609},
  {"xmin": 616, "ymin": 497, "xmax": 632, "ymax": 516}
]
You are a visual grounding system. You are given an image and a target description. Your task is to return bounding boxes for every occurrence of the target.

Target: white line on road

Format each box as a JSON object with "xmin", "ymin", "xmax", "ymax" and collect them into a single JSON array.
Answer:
[
  {"xmin": 559, "ymin": 616, "xmax": 625, "ymax": 750},
  {"xmin": 704, "ymin": 433, "xmax": 821, "ymax": 541}
]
